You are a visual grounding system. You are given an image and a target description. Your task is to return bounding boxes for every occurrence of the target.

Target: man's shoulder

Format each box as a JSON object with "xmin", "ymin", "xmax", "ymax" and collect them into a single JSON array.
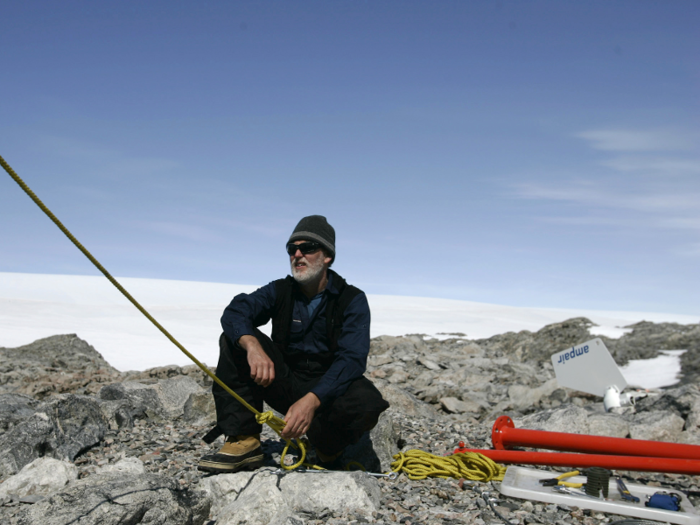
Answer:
[
  {"xmin": 272, "ymin": 275, "xmax": 296, "ymax": 293},
  {"xmin": 328, "ymin": 272, "xmax": 368, "ymax": 318},
  {"xmin": 328, "ymin": 270, "xmax": 365, "ymax": 296}
]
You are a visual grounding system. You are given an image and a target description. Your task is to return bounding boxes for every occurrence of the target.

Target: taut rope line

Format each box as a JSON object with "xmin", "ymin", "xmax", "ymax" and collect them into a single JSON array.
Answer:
[{"xmin": 0, "ymin": 154, "xmax": 305, "ymax": 470}]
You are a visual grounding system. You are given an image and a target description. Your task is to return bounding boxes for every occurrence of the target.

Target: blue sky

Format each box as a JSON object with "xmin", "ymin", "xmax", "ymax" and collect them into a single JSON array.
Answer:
[{"xmin": 1, "ymin": 1, "xmax": 698, "ymax": 315}]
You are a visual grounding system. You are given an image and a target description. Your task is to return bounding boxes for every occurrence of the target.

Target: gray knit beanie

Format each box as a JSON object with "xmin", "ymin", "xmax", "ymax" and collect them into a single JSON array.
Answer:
[{"xmin": 288, "ymin": 215, "xmax": 336, "ymax": 259}]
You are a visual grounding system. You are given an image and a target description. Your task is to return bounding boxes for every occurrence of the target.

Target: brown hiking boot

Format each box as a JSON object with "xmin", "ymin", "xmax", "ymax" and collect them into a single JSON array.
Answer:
[{"xmin": 198, "ymin": 434, "xmax": 263, "ymax": 474}]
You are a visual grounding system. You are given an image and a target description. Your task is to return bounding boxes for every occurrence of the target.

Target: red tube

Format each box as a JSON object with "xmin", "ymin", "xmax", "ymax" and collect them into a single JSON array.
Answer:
[
  {"xmin": 491, "ymin": 415, "xmax": 700, "ymax": 460},
  {"xmin": 464, "ymin": 448, "xmax": 700, "ymax": 475}
]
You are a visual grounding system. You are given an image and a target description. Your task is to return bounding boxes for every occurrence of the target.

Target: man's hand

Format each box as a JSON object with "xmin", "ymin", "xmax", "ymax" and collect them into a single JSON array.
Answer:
[
  {"xmin": 281, "ymin": 392, "xmax": 321, "ymax": 440},
  {"xmin": 239, "ymin": 335, "xmax": 275, "ymax": 387}
]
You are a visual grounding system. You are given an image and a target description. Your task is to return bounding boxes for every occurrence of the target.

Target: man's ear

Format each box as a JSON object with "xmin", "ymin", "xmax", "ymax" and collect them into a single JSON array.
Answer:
[{"xmin": 322, "ymin": 249, "xmax": 333, "ymax": 266}]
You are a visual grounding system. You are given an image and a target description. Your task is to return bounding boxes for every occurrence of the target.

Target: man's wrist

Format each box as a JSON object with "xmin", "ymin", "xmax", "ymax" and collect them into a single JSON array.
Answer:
[
  {"xmin": 305, "ymin": 392, "xmax": 321, "ymax": 409},
  {"xmin": 238, "ymin": 334, "xmax": 256, "ymax": 351}
]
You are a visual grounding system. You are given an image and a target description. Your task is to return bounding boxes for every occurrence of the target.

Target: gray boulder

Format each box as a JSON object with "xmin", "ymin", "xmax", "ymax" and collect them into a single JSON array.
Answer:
[
  {"xmin": 587, "ymin": 412, "xmax": 630, "ymax": 438},
  {"xmin": 279, "ymin": 469, "xmax": 381, "ymax": 516},
  {"xmin": 0, "ymin": 457, "xmax": 77, "ymax": 500},
  {"xmin": 679, "ymin": 430, "xmax": 700, "ymax": 445},
  {"xmin": 629, "ymin": 410, "xmax": 685, "ymax": 442},
  {"xmin": 516, "ymin": 405, "xmax": 591, "ymax": 435},
  {"xmin": 183, "ymin": 390, "xmax": 217, "ymax": 426},
  {"xmin": 508, "ymin": 379, "xmax": 559, "ymax": 411},
  {"xmin": 198, "ymin": 469, "xmax": 255, "ymax": 518},
  {"xmin": 200, "ymin": 468, "xmax": 381, "ymax": 525},
  {"xmin": 15, "ymin": 472, "xmax": 210, "ymax": 525},
  {"xmin": 375, "ymin": 381, "xmax": 440, "ymax": 420},
  {"xmin": 0, "ymin": 334, "xmax": 121, "ymax": 398},
  {"xmin": 158, "ymin": 376, "xmax": 204, "ymax": 419},
  {"xmin": 99, "ymin": 380, "xmax": 165, "ymax": 420},
  {"xmin": 635, "ymin": 384, "xmax": 700, "ymax": 423},
  {"xmin": 44, "ymin": 394, "xmax": 108, "ymax": 461},
  {"xmin": 344, "ymin": 410, "xmax": 400, "ymax": 473},
  {"xmin": 98, "ymin": 376, "xmax": 202, "ymax": 421},
  {"xmin": 440, "ymin": 397, "xmax": 477, "ymax": 414},
  {"xmin": 417, "ymin": 356, "xmax": 441, "ymax": 371},
  {"xmin": 215, "ymin": 471, "xmax": 291, "ymax": 525},
  {"xmin": 0, "ymin": 393, "xmax": 39, "ymax": 433},
  {"xmin": 0, "ymin": 412, "xmax": 55, "ymax": 478},
  {"xmin": 98, "ymin": 398, "xmax": 135, "ymax": 430},
  {"xmin": 96, "ymin": 456, "xmax": 146, "ymax": 476},
  {"xmin": 0, "ymin": 394, "xmax": 108, "ymax": 477}
]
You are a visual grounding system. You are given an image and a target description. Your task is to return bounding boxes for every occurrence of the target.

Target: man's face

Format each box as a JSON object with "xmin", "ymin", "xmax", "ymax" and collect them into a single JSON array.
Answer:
[{"xmin": 289, "ymin": 240, "xmax": 332, "ymax": 285}]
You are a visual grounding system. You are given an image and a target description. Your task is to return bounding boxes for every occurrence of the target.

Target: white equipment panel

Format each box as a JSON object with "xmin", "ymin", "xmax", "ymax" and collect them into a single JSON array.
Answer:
[
  {"xmin": 501, "ymin": 466, "xmax": 699, "ymax": 525},
  {"xmin": 551, "ymin": 338, "xmax": 627, "ymax": 397}
]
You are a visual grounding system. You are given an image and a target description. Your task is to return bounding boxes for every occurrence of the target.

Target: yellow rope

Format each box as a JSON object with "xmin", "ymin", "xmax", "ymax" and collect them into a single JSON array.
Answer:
[
  {"xmin": 391, "ymin": 450, "xmax": 506, "ymax": 481},
  {"xmin": 0, "ymin": 154, "xmax": 305, "ymax": 470}
]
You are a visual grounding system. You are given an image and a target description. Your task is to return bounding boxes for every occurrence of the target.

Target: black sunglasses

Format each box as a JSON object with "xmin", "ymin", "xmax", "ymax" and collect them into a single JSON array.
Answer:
[{"xmin": 286, "ymin": 241, "xmax": 322, "ymax": 256}]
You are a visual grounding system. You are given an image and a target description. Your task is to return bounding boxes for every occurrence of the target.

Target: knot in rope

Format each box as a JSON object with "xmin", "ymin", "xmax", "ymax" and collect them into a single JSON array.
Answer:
[
  {"xmin": 254, "ymin": 411, "xmax": 308, "ymax": 470},
  {"xmin": 391, "ymin": 450, "xmax": 506, "ymax": 481},
  {"xmin": 255, "ymin": 410, "xmax": 286, "ymax": 434}
]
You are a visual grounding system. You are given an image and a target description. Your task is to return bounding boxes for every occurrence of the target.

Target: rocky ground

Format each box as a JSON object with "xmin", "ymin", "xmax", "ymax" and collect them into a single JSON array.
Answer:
[{"xmin": 1, "ymin": 317, "xmax": 699, "ymax": 524}]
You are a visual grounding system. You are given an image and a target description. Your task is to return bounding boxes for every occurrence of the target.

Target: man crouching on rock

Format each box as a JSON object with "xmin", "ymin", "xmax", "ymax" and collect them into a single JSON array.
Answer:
[{"xmin": 198, "ymin": 215, "xmax": 389, "ymax": 473}]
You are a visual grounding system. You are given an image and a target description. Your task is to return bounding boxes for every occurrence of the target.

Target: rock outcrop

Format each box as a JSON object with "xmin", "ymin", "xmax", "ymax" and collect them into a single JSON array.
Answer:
[
  {"xmin": 200, "ymin": 469, "xmax": 381, "ymax": 524},
  {"xmin": 0, "ymin": 335, "xmax": 122, "ymax": 399},
  {"xmin": 1, "ymin": 319, "xmax": 699, "ymax": 525},
  {"xmin": 0, "ymin": 457, "xmax": 77, "ymax": 503},
  {"xmin": 15, "ymin": 472, "xmax": 210, "ymax": 525},
  {"xmin": 0, "ymin": 394, "xmax": 108, "ymax": 478}
]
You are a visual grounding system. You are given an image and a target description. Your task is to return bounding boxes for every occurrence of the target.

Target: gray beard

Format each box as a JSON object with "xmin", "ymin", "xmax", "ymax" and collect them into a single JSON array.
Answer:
[{"xmin": 291, "ymin": 258, "xmax": 325, "ymax": 285}]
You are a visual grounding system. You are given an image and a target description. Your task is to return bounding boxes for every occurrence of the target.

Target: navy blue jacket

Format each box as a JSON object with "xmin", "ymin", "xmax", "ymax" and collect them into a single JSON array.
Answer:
[{"xmin": 220, "ymin": 272, "xmax": 371, "ymax": 404}]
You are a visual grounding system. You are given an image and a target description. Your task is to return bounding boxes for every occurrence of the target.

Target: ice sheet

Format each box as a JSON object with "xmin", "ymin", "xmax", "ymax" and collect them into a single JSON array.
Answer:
[{"xmin": 1, "ymin": 272, "xmax": 697, "ymax": 372}]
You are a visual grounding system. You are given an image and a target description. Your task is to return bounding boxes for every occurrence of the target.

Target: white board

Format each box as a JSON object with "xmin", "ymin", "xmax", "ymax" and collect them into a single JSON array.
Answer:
[
  {"xmin": 551, "ymin": 338, "xmax": 627, "ymax": 397},
  {"xmin": 501, "ymin": 466, "xmax": 700, "ymax": 525}
]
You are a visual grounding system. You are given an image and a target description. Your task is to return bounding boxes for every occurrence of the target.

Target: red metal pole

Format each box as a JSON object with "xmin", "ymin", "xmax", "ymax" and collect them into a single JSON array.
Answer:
[
  {"xmin": 491, "ymin": 415, "xmax": 700, "ymax": 460},
  {"xmin": 464, "ymin": 448, "xmax": 700, "ymax": 475}
]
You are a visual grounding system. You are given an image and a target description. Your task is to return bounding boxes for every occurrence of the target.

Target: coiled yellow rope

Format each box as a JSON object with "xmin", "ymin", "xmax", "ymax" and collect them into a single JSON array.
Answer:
[
  {"xmin": 0, "ymin": 154, "xmax": 305, "ymax": 471},
  {"xmin": 391, "ymin": 450, "xmax": 506, "ymax": 481}
]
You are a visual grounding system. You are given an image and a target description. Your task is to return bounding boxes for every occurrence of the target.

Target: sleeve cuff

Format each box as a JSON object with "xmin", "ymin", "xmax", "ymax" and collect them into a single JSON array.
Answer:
[
  {"xmin": 310, "ymin": 385, "xmax": 330, "ymax": 406},
  {"xmin": 228, "ymin": 323, "xmax": 256, "ymax": 342}
]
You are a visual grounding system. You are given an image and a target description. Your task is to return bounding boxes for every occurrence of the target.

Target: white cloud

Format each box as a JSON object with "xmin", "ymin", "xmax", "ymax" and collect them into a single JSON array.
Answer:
[
  {"xmin": 657, "ymin": 217, "xmax": 700, "ymax": 232},
  {"xmin": 509, "ymin": 125, "xmax": 700, "ymax": 236},
  {"xmin": 601, "ymin": 156, "xmax": 700, "ymax": 174},
  {"xmin": 513, "ymin": 181, "xmax": 603, "ymax": 206},
  {"xmin": 513, "ymin": 180, "xmax": 699, "ymax": 214},
  {"xmin": 577, "ymin": 129, "xmax": 696, "ymax": 152},
  {"xmin": 536, "ymin": 215, "xmax": 629, "ymax": 227}
]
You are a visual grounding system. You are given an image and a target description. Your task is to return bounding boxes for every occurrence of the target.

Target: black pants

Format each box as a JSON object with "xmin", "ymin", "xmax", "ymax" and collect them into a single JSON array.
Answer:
[{"xmin": 213, "ymin": 329, "xmax": 390, "ymax": 456}]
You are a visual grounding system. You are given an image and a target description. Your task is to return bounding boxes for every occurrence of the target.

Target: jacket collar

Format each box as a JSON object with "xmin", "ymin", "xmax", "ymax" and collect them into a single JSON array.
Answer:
[{"xmin": 326, "ymin": 269, "xmax": 341, "ymax": 296}]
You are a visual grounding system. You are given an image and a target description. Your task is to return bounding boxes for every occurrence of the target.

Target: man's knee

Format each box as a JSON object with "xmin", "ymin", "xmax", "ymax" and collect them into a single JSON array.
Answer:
[
  {"xmin": 220, "ymin": 331, "xmax": 272, "ymax": 366},
  {"xmin": 330, "ymin": 378, "xmax": 390, "ymax": 420},
  {"xmin": 306, "ymin": 378, "xmax": 389, "ymax": 454}
]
